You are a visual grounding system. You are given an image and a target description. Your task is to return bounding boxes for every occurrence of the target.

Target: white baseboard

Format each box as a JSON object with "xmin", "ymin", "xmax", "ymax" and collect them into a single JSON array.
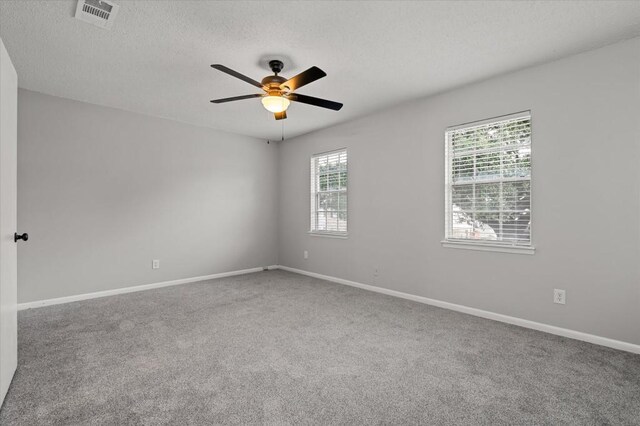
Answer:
[
  {"xmin": 18, "ymin": 264, "xmax": 640, "ymax": 354},
  {"xmin": 17, "ymin": 265, "xmax": 279, "ymax": 311},
  {"xmin": 275, "ymin": 265, "xmax": 640, "ymax": 355}
]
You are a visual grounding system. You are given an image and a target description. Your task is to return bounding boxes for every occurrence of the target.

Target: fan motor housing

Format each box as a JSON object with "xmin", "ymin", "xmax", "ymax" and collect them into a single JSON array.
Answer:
[{"xmin": 261, "ymin": 75, "xmax": 287, "ymax": 91}]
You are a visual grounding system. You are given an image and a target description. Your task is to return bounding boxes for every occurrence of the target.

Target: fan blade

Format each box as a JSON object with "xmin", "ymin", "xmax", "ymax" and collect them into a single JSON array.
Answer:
[
  {"xmin": 274, "ymin": 111, "xmax": 287, "ymax": 120},
  {"xmin": 211, "ymin": 64, "xmax": 264, "ymax": 89},
  {"xmin": 287, "ymin": 93, "xmax": 343, "ymax": 111},
  {"xmin": 280, "ymin": 66, "xmax": 326, "ymax": 92},
  {"xmin": 210, "ymin": 94, "xmax": 263, "ymax": 103}
]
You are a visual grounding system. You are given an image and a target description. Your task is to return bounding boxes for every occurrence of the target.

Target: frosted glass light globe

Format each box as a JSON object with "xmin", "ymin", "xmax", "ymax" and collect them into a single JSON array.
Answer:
[{"xmin": 261, "ymin": 96, "xmax": 290, "ymax": 113}]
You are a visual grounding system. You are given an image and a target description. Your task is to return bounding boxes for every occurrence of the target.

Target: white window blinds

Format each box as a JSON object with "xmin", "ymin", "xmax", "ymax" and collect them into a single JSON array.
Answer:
[
  {"xmin": 445, "ymin": 112, "xmax": 531, "ymax": 246},
  {"xmin": 310, "ymin": 149, "xmax": 347, "ymax": 235}
]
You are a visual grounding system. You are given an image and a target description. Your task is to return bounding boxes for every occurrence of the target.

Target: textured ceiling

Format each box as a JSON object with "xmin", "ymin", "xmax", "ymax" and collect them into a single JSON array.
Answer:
[{"xmin": 1, "ymin": 1, "xmax": 639, "ymax": 140}]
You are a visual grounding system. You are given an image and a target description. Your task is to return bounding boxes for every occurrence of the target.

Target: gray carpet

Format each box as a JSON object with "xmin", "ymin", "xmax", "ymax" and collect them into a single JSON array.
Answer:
[{"xmin": 1, "ymin": 270, "xmax": 639, "ymax": 425}]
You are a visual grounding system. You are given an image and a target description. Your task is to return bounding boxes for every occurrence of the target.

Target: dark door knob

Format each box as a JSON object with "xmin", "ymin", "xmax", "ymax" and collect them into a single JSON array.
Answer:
[{"xmin": 14, "ymin": 232, "xmax": 28, "ymax": 242}]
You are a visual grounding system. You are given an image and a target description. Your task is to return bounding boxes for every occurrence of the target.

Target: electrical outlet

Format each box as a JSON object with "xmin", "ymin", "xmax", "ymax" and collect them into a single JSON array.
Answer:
[
  {"xmin": 304, "ymin": 250, "xmax": 308, "ymax": 259},
  {"xmin": 152, "ymin": 259, "xmax": 160, "ymax": 269},
  {"xmin": 553, "ymin": 289, "xmax": 566, "ymax": 305}
]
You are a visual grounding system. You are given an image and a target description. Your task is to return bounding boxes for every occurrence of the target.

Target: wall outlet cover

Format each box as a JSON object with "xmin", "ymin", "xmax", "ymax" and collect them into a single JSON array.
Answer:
[
  {"xmin": 554, "ymin": 289, "xmax": 566, "ymax": 305},
  {"xmin": 152, "ymin": 259, "xmax": 160, "ymax": 269}
]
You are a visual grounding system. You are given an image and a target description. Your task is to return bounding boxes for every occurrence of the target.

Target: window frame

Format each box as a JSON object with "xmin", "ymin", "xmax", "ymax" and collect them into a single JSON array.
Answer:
[
  {"xmin": 442, "ymin": 111, "xmax": 534, "ymax": 255},
  {"xmin": 309, "ymin": 148, "xmax": 348, "ymax": 238}
]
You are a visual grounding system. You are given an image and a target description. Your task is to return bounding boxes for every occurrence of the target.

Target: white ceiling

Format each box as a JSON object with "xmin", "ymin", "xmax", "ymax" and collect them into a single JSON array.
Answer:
[{"xmin": 1, "ymin": 1, "xmax": 639, "ymax": 140}]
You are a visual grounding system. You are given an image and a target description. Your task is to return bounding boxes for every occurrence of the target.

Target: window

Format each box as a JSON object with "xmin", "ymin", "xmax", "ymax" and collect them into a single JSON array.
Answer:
[
  {"xmin": 444, "ymin": 112, "xmax": 533, "ymax": 253},
  {"xmin": 310, "ymin": 149, "xmax": 347, "ymax": 236}
]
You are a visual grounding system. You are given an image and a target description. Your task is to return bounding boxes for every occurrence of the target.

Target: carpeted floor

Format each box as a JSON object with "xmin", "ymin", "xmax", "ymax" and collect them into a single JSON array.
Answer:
[{"xmin": 1, "ymin": 270, "xmax": 639, "ymax": 425}]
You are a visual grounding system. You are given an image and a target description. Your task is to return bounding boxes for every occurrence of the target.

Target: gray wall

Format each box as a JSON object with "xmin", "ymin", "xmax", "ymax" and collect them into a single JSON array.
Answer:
[
  {"xmin": 17, "ymin": 38, "xmax": 640, "ymax": 345},
  {"xmin": 278, "ymin": 38, "xmax": 640, "ymax": 344},
  {"xmin": 18, "ymin": 90, "xmax": 278, "ymax": 303}
]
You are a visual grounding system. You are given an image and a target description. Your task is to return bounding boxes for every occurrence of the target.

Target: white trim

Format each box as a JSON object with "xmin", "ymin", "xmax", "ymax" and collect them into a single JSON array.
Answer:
[
  {"xmin": 17, "ymin": 265, "xmax": 279, "ymax": 310},
  {"xmin": 310, "ymin": 147, "xmax": 348, "ymax": 158},
  {"xmin": 308, "ymin": 231, "xmax": 348, "ymax": 239},
  {"xmin": 310, "ymin": 148, "xmax": 348, "ymax": 235},
  {"xmin": 444, "ymin": 111, "xmax": 533, "ymax": 248},
  {"xmin": 441, "ymin": 240, "xmax": 535, "ymax": 255},
  {"xmin": 275, "ymin": 265, "xmax": 640, "ymax": 355},
  {"xmin": 446, "ymin": 110, "xmax": 531, "ymax": 132},
  {"xmin": 18, "ymin": 264, "xmax": 640, "ymax": 354}
]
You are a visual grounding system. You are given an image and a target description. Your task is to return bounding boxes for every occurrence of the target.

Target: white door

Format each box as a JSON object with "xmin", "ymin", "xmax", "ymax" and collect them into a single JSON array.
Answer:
[{"xmin": 0, "ymin": 36, "xmax": 18, "ymax": 407}]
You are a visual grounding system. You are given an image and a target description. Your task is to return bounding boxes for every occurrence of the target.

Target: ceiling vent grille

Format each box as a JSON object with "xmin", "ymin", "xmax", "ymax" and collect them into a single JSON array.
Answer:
[{"xmin": 75, "ymin": 0, "xmax": 120, "ymax": 30}]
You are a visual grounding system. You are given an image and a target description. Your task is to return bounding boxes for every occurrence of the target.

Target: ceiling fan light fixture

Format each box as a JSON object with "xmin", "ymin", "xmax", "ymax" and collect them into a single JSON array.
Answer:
[
  {"xmin": 261, "ymin": 95, "xmax": 290, "ymax": 113},
  {"xmin": 210, "ymin": 62, "xmax": 343, "ymax": 119}
]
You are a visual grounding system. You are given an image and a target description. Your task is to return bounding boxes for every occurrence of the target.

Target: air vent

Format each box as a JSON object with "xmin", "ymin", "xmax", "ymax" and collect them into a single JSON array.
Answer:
[{"xmin": 75, "ymin": 0, "xmax": 120, "ymax": 30}]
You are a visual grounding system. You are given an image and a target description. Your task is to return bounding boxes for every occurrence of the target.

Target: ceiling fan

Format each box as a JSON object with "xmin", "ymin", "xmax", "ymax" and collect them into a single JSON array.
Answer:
[{"xmin": 210, "ymin": 60, "xmax": 343, "ymax": 120}]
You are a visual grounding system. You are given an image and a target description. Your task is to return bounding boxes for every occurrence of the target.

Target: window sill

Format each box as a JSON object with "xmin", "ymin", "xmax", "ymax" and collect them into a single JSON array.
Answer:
[
  {"xmin": 441, "ymin": 240, "xmax": 535, "ymax": 255},
  {"xmin": 308, "ymin": 232, "xmax": 348, "ymax": 239}
]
